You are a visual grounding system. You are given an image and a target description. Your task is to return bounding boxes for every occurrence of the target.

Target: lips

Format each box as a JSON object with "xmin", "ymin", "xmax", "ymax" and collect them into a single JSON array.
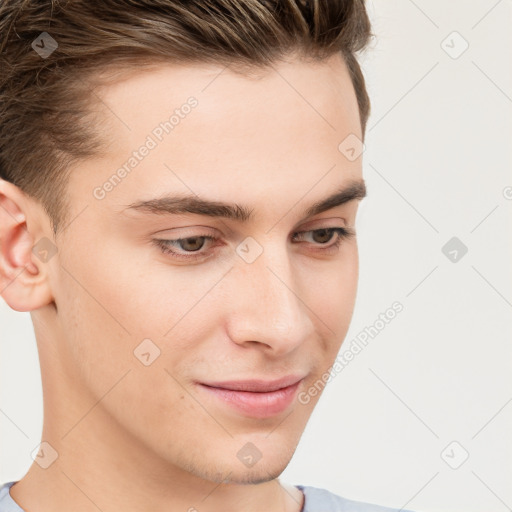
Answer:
[
  {"xmin": 196, "ymin": 375, "xmax": 305, "ymax": 418},
  {"xmin": 199, "ymin": 375, "xmax": 304, "ymax": 393}
]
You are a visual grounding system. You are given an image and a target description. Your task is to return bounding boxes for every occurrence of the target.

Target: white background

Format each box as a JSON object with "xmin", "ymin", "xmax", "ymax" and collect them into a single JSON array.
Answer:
[{"xmin": 1, "ymin": 1, "xmax": 511, "ymax": 511}]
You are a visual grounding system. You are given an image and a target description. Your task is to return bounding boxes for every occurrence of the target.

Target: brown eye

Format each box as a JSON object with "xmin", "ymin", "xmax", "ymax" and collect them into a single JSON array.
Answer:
[
  {"xmin": 292, "ymin": 227, "xmax": 354, "ymax": 247},
  {"xmin": 154, "ymin": 234, "xmax": 217, "ymax": 260},
  {"xmin": 178, "ymin": 236, "xmax": 208, "ymax": 252},
  {"xmin": 310, "ymin": 229, "xmax": 336, "ymax": 244}
]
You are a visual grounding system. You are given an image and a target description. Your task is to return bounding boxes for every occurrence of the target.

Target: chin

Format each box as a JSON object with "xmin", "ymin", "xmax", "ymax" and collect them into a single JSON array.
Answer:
[
  {"xmin": 210, "ymin": 462, "xmax": 289, "ymax": 485},
  {"xmin": 183, "ymin": 449, "xmax": 293, "ymax": 486}
]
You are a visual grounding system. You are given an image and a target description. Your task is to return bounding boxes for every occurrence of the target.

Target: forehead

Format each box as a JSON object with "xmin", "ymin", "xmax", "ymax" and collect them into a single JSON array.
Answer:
[
  {"xmin": 68, "ymin": 54, "xmax": 363, "ymax": 223},
  {"xmin": 93, "ymin": 53, "xmax": 360, "ymax": 136}
]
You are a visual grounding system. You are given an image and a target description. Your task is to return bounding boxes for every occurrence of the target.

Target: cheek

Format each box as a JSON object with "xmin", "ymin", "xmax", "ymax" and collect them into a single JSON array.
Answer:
[
  {"xmin": 54, "ymin": 241, "xmax": 223, "ymax": 382},
  {"xmin": 54, "ymin": 261, "xmax": 209, "ymax": 441},
  {"xmin": 60, "ymin": 230, "xmax": 204, "ymax": 331},
  {"xmin": 303, "ymin": 247, "xmax": 359, "ymax": 335}
]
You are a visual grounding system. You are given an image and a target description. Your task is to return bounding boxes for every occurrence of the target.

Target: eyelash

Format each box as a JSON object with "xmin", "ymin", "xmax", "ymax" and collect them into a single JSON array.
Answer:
[{"xmin": 153, "ymin": 227, "xmax": 355, "ymax": 261}]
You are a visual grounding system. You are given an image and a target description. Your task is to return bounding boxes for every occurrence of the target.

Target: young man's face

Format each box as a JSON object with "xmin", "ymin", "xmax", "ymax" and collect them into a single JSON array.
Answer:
[{"xmin": 4, "ymin": 53, "xmax": 364, "ymax": 488}]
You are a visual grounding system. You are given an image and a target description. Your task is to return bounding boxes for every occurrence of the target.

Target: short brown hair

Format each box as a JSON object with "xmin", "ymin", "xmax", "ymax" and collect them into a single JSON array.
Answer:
[{"xmin": 0, "ymin": 0, "xmax": 373, "ymax": 236}]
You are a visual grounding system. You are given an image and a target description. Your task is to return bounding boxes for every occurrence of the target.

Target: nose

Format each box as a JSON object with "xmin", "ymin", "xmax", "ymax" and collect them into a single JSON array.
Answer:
[{"xmin": 224, "ymin": 242, "xmax": 316, "ymax": 356}]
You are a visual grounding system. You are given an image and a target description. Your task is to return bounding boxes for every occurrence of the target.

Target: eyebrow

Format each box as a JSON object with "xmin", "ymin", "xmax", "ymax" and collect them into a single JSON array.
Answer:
[{"xmin": 122, "ymin": 179, "xmax": 366, "ymax": 222}]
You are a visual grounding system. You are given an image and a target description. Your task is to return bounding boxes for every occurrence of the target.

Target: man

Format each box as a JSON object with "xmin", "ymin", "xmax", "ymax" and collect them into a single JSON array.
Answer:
[{"xmin": 0, "ymin": 1, "xmax": 414, "ymax": 511}]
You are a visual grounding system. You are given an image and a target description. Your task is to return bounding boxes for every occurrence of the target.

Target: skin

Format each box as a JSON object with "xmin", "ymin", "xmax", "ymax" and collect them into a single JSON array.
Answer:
[{"xmin": 0, "ymin": 52, "xmax": 364, "ymax": 512}]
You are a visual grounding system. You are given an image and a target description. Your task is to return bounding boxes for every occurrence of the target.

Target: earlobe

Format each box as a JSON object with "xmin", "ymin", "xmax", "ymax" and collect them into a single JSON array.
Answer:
[{"xmin": 0, "ymin": 178, "xmax": 55, "ymax": 312}]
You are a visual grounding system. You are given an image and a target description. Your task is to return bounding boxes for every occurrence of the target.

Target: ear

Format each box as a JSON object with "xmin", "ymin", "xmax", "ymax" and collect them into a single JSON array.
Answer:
[{"xmin": 0, "ymin": 178, "xmax": 55, "ymax": 312}]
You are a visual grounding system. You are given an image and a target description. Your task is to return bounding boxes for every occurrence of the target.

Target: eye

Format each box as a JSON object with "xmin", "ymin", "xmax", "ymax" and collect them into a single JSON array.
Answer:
[
  {"xmin": 153, "ymin": 234, "xmax": 217, "ymax": 261},
  {"xmin": 153, "ymin": 227, "xmax": 355, "ymax": 261},
  {"xmin": 291, "ymin": 227, "xmax": 354, "ymax": 252}
]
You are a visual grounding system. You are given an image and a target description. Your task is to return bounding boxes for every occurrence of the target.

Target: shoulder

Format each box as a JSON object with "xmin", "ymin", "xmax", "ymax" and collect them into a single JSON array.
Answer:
[
  {"xmin": 0, "ymin": 481, "xmax": 25, "ymax": 512},
  {"xmin": 297, "ymin": 484, "xmax": 416, "ymax": 512}
]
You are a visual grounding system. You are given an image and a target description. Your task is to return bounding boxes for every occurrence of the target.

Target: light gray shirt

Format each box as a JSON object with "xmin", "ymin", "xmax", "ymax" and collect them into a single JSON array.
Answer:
[{"xmin": 0, "ymin": 480, "xmax": 414, "ymax": 511}]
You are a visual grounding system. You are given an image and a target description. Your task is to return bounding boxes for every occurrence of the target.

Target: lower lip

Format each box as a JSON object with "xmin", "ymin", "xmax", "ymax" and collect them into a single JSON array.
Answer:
[{"xmin": 196, "ymin": 381, "xmax": 301, "ymax": 419}]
